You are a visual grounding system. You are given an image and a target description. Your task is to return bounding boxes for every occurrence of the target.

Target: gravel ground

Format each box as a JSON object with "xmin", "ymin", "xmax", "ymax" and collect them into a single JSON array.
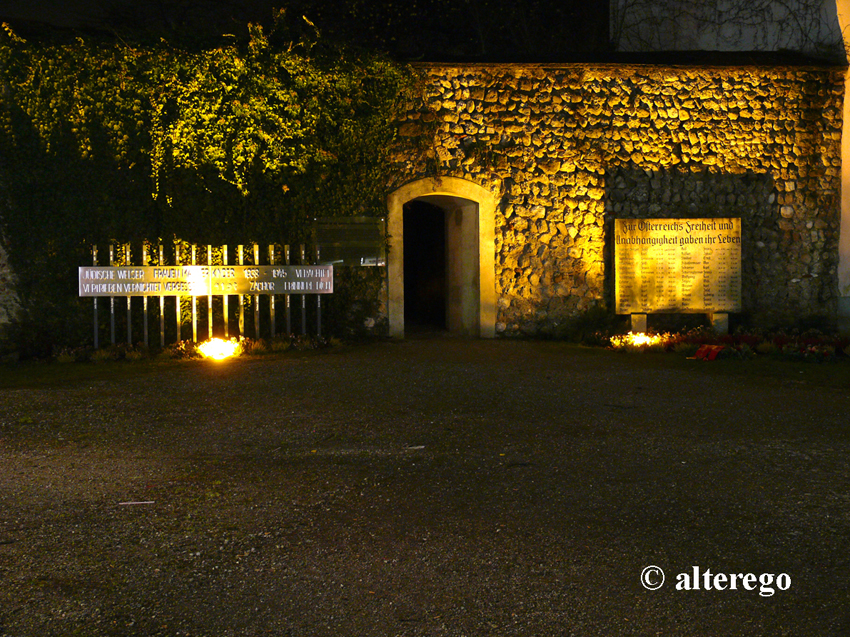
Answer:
[{"xmin": 0, "ymin": 338, "xmax": 849, "ymax": 636}]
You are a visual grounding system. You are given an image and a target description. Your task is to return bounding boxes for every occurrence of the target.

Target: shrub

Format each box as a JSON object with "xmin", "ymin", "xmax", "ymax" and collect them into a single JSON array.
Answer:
[
  {"xmin": 270, "ymin": 338, "xmax": 290, "ymax": 352},
  {"xmin": 90, "ymin": 348, "xmax": 118, "ymax": 363},
  {"xmin": 755, "ymin": 341, "xmax": 779, "ymax": 356},
  {"xmin": 125, "ymin": 348, "xmax": 147, "ymax": 362},
  {"xmin": 0, "ymin": 20, "xmax": 419, "ymax": 356}
]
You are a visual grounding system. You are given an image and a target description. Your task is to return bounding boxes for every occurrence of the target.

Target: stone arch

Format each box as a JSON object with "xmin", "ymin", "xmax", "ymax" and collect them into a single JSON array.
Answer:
[{"xmin": 386, "ymin": 177, "xmax": 497, "ymax": 338}]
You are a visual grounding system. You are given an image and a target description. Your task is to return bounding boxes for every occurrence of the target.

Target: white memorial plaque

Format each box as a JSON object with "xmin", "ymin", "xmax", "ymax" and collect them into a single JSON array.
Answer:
[{"xmin": 79, "ymin": 265, "xmax": 333, "ymax": 297}]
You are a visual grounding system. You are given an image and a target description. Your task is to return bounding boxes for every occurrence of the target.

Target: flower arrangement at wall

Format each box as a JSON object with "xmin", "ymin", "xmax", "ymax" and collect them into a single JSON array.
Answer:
[{"xmin": 609, "ymin": 327, "xmax": 850, "ymax": 362}]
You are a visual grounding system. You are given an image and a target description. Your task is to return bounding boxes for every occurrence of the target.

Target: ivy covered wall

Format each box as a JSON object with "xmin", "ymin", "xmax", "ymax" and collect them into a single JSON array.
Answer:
[
  {"xmin": 0, "ymin": 34, "xmax": 846, "ymax": 350},
  {"xmin": 0, "ymin": 20, "xmax": 417, "ymax": 354}
]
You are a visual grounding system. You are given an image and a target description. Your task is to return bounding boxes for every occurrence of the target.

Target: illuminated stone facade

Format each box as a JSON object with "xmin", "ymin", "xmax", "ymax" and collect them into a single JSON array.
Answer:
[
  {"xmin": 393, "ymin": 63, "xmax": 845, "ymax": 334},
  {"xmin": 0, "ymin": 63, "xmax": 845, "ymax": 337}
]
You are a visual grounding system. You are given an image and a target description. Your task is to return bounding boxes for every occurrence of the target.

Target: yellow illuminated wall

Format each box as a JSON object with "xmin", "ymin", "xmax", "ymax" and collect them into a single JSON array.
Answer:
[{"xmin": 393, "ymin": 64, "xmax": 843, "ymax": 334}]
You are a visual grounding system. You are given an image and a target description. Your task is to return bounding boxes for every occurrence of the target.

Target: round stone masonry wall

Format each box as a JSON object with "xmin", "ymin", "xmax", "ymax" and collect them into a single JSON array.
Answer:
[{"xmin": 393, "ymin": 63, "xmax": 844, "ymax": 333}]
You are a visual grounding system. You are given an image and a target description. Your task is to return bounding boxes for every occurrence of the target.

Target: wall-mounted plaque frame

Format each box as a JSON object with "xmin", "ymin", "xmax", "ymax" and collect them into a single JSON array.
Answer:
[
  {"xmin": 615, "ymin": 218, "xmax": 741, "ymax": 314},
  {"xmin": 313, "ymin": 217, "xmax": 386, "ymax": 266}
]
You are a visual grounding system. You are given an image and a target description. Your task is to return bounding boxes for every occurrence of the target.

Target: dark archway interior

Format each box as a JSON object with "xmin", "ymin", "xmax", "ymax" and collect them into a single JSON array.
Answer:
[{"xmin": 404, "ymin": 200, "xmax": 446, "ymax": 330}]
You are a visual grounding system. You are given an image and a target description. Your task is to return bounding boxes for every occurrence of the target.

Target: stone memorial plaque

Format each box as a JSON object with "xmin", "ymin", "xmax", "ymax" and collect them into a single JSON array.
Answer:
[
  {"xmin": 615, "ymin": 218, "xmax": 741, "ymax": 314},
  {"xmin": 79, "ymin": 265, "xmax": 333, "ymax": 297}
]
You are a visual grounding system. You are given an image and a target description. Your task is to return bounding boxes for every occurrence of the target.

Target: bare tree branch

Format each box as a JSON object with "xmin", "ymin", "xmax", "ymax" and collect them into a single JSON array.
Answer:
[{"xmin": 613, "ymin": 0, "xmax": 844, "ymax": 60}]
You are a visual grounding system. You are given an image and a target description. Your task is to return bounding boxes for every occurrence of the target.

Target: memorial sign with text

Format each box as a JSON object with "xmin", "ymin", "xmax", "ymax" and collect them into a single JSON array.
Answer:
[
  {"xmin": 79, "ymin": 265, "xmax": 333, "ymax": 297},
  {"xmin": 615, "ymin": 218, "xmax": 741, "ymax": 314}
]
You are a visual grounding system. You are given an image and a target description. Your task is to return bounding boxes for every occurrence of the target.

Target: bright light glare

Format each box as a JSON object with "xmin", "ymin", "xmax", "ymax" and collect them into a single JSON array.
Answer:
[
  {"xmin": 610, "ymin": 332, "xmax": 666, "ymax": 349},
  {"xmin": 627, "ymin": 332, "xmax": 664, "ymax": 347},
  {"xmin": 198, "ymin": 338, "xmax": 241, "ymax": 361}
]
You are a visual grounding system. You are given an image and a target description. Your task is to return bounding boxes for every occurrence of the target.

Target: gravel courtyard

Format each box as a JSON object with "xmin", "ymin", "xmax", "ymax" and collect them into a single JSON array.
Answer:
[{"xmin": 1, "ymin": 338, "xmax": 848, "ymax": 636}]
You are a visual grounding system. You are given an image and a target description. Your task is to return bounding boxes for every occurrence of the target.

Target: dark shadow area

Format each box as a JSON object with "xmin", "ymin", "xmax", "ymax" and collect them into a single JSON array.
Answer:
[{"xmin": 403, "ymin": 200, "xmax": 446, "ymax": 332}]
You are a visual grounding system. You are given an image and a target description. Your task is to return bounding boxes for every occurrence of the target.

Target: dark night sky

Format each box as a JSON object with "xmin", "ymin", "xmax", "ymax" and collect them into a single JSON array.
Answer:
[
  {"xmin": 2, "ymin": 0, "xmax": 104, "ymax": 27},
  {"xmin": 0, "ymin": 0, "xmax": 291, "ymax": 31},
  {"xmin": 3, "ymin": 1, "xmax": 833, "ymax": 64},
  {"xmin": 0, "ymin": 0, "xmax": 612, "ymax": 62}
]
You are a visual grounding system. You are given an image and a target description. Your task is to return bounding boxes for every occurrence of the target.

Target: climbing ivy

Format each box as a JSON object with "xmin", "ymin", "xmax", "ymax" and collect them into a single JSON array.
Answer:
[{"xmin": 0, "ymin": 15, "xmax": 421, "ymax": 355}]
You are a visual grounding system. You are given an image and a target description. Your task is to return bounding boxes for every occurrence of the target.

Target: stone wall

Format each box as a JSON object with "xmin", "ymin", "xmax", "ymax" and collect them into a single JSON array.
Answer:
[
  {"xmin": 0, "ymin": 63, "xmax": 843, "ymax": 338},
  {"xmin": 394, "ymin": 63, "xmax": 844, "ymax": 333}
]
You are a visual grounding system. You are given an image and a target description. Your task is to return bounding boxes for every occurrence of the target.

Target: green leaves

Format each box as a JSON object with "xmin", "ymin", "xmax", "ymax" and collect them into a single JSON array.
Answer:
[
  {"xmin": 0, "ymin": 22, "xmax": 421, "ymax": 353},
  {"xmin": 0, "ymin": 22, "xmax": 418, "ymax": 214}
]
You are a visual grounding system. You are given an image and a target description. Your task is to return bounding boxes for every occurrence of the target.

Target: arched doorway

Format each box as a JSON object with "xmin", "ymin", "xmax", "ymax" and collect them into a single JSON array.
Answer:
[{"xmin": 387, "ymin": 177, "xmax": 497, "ymax": 338}]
